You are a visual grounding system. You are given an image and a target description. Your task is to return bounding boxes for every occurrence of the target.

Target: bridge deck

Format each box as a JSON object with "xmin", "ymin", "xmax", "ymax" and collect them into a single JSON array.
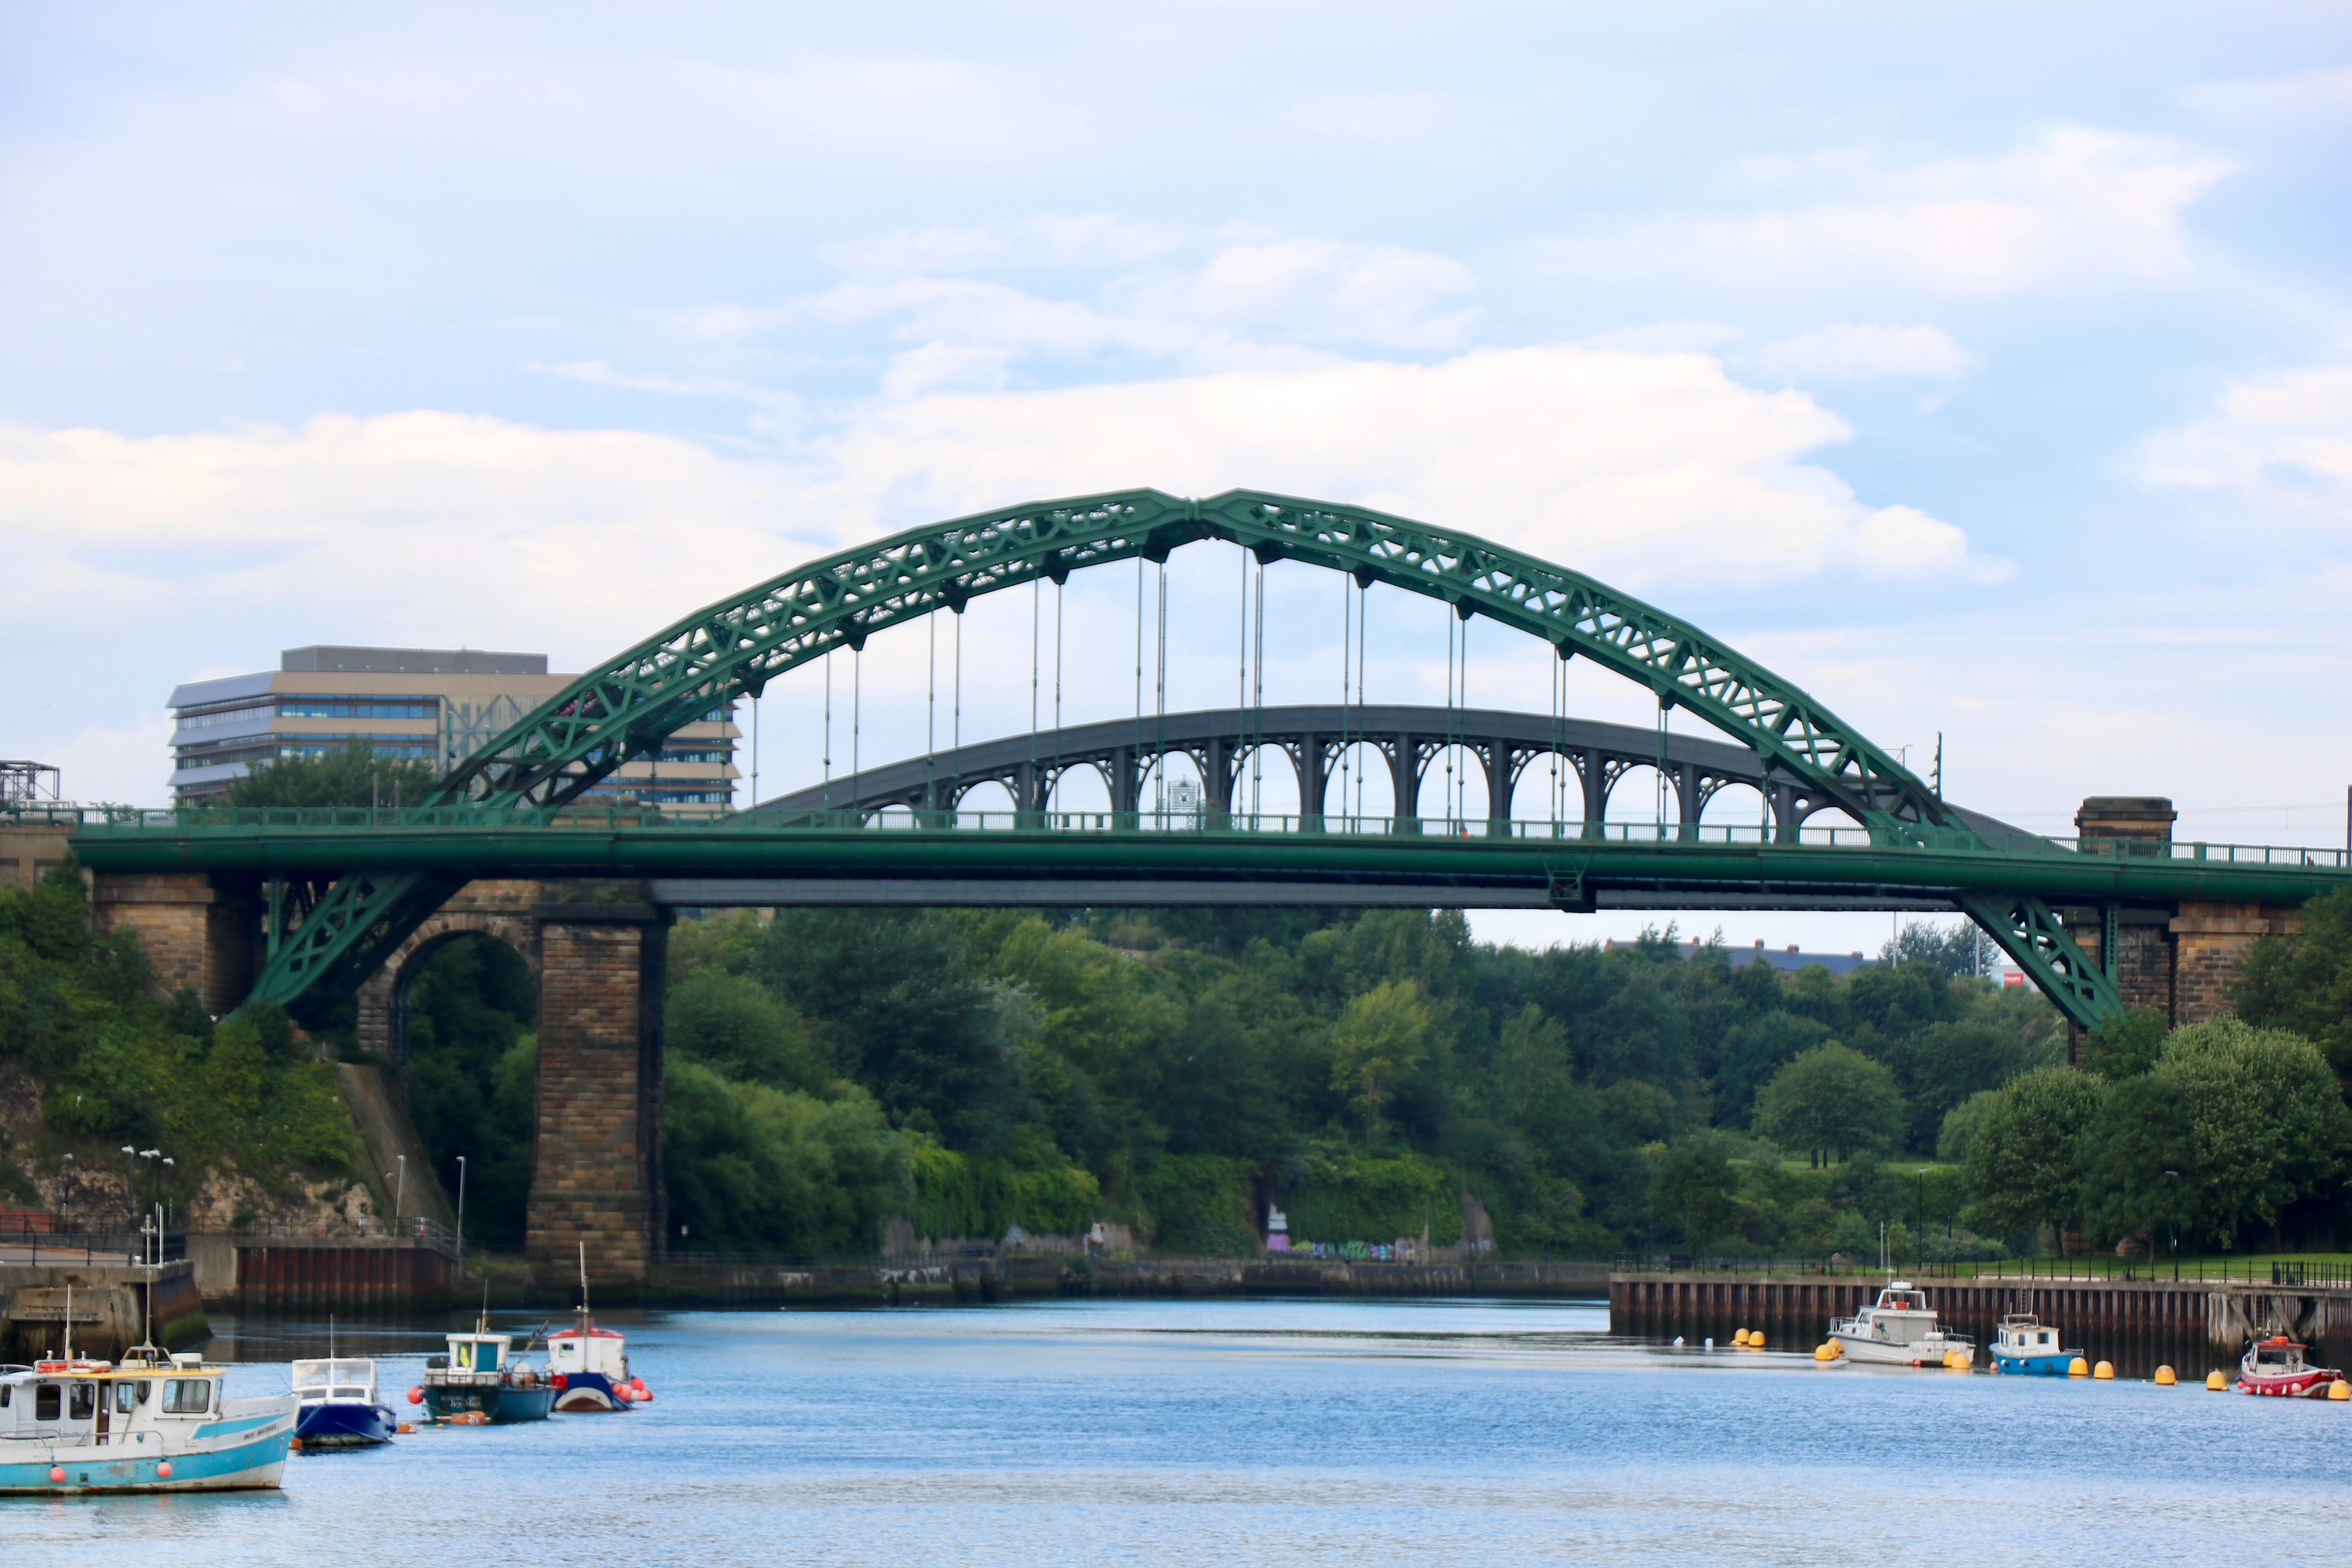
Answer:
[{"xmin": 53, "ymin": 807, "xmax": 2351, "ymax": 911}]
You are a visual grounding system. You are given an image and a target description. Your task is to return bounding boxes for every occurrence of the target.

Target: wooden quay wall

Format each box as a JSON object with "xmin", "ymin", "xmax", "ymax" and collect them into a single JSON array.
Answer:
[{"xmin": 1612, "ymin": 1272, "xmax": 2352, "ymax": 1357}]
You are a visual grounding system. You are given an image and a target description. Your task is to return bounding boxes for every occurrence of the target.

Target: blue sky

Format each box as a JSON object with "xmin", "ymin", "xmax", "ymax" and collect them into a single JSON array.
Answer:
[{"xmin": 2, "ymin": 4, "xmax": 2346, "ymax": 949}]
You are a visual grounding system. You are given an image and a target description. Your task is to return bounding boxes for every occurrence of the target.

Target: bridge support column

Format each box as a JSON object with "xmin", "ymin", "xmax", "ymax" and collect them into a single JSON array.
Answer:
[
  {"xmin": 91, "ymin": 873, "xmax": 260, "ymax": 1015},
  {"xmin": 2173, "ymin": 902, "xmax": 2305, "ymax": 1025},
  {"xmin": 526, "ymin": 889, "xmax": 668, "ymax": 1291}
]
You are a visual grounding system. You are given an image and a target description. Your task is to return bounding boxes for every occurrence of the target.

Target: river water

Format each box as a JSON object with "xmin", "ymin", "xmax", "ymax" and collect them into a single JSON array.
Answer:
[{"xmin": 9, "ymin": 1298, "xmax": 2347, "ymax": 1565}]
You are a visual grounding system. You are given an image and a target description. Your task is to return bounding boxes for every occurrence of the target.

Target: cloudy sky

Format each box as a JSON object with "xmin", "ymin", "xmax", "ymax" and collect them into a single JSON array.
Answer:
[{"xmin": 2, "ymin": 4, "xmax": 2346, "ymax": 950}]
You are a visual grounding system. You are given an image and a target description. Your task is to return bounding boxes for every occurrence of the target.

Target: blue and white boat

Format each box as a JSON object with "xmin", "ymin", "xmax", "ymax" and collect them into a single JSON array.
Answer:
[
  {"xmin": 291, "ymin": 1356, "xmax": 397, "ymax": 1448},
  {"xmin": 1988, "ymin": 1312, "xmax": 2081, "ymax": 1376},
  {"xmin": 547, "ymin": 1244, "xmax": 652, "ymax": 1413},
  {"xmin": 0, "ymin": 1348, "xmax": 297, "ymax": 1494}
]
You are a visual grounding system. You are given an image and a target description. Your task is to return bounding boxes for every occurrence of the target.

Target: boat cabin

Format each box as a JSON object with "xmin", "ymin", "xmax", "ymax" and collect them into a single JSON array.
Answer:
[
  {"xmin": 433, "ymin": 1334, "xmax": 513, "ymax": 1385},
  {"xmin": 291, "ymin": 1357, "xmax": 379, "ymax": 1406},
  {"xmin": 0, "ymin": 1356, "xmax": 220, "ymax": 1448},
  {"xmin": 2249, "ymin": 1337, "xmax": 2310, "ymax": 1372},
  {"xmin": 548, "ymin": 1324, "xmax": 628, "ymax": 1383},
  {"xmin": 1994, "ymin": 1315, "xmax": 2061, "ymax": 1353}
]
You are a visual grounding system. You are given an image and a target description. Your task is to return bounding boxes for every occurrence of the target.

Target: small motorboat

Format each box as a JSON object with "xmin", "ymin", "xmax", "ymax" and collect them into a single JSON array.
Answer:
[
  {"xmin": 547, "ymin": 1245, "xmax": 652, "ymax": 1412},
  {"xmin": 0, "ymin": 1347, "xmax": 297, "ymax": 1494},
  {"xmin": 292, "ymin": 1357, "xmax": 398, "ymax": 1448},
  {"xmin": 2235, "ymin": 1335, "xmax": 2344, "ymax": 1397},
  {"xmin": 1988, "ymin": 1313, "xmax": 2081, "ymax": 1377},
  {"xmin": 1826, "ymin": 1281, "xmax": 1976, "ymax": 1368},
  {"xmin": 417, "ymin": 1312, "xmax": 557, "ymax": 1425}
]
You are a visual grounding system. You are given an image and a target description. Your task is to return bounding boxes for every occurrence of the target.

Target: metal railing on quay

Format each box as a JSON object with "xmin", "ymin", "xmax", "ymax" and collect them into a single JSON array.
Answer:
[
  {"xmin": 1615, "ymin": 1252, "xmax": 2352, "ymax": 1287},
  {"xmin": 0, "ymin": 1225, "xmax": 188, "ymax": 1266}
]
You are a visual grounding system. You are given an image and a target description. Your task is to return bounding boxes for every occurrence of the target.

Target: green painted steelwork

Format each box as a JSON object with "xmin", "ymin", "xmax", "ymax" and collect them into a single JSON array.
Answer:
[{"xmin": 123, "ymin": 488, "xmax": 2269, "ymax": 1029}]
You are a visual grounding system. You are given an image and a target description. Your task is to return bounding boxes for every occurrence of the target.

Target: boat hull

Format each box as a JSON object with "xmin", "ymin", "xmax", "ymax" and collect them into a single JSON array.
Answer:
[
  {"xmin": 423, "ymin": 1381, "xmax": 555, "ymax": 1424},
  {"xmin": 552, "ymin": 1371, "xmax": 631, "ymax": 1412},
  {"xmin": 1992, "ymin": 1352, "xmax": 2078, "ymax": 1376},
  {"xmin": 1834, "ymin": 1337, "xmax": 1974, "ymax": 1367},
  {"xmin": 2237, "ymin": 1370, "xmax": 2342, "ymax": 1397},
  {"xmin": 295, "ymin": 1401, "xmax": 398, "ymax": 1448},
  {"xmin": 0, "ymin": 1428, "xmax": 290, "ymax": 1495}
]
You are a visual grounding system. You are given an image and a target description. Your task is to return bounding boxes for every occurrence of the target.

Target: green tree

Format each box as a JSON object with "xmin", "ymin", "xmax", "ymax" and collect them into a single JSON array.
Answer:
[
  {"xmin": 2081, "ymin": 1004, "xmax": 2169, "ymax": 1080},
  {"xmin": 1650, "ymin": 1131, "xmax": 1741, "ymax": 1256},
  {"xmin": 2231, "ymin": 882, "xmax": 2352, "ymax": 1092},
  {"xmin": 1754, "ymin": 1043, "xmax": 1905, "ymax": 1165},
  {"xmin": 2075, "ymin": 1073, "xmax": 2196, "ymax": 1254},
  {"xmin": 401, "ymin": 934, "xmax": 538, "ymax": 1248},
  {"xmin": 2155, "ymin": 1017, "xmax": 2351, "ymax": 1249},
  {"xmin": 1964, "ymin": 1066, "xmax": 2106, "ymax": 1242},
  {"xmin": 667, "ymin": 969, "xmax": 831, "ymax": 1093},
  {"xmin": 1936, "ymin": 1089, "xmax": 2002, "ymax": 1164},
  {"xmin": 1328, "ymin": 979, "xmax": 1433, "ymax": 1145},
  {"xmin": 224, "ymin": 735, "xmax": 438, "ymax": 808}
]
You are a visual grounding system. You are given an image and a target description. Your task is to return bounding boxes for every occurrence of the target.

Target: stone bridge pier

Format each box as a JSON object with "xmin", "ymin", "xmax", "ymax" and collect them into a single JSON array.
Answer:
[
  {"xmin": 85, "ymin": 869, "xmax": 671, "ymax": 1292},
  {"xmin": 2059, "ymin": 797, "xmax": 2306, "ymax": 1053}
]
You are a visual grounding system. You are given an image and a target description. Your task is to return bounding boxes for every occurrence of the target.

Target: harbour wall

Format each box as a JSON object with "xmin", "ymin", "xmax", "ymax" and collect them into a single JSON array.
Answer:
[
  {"xmin": 0, "ymin": 1259, "xmax": 209, "ymax": 1358},
  {"xmin": 1611, "ymin": 1272, "xmax": 2352, "ymax": 1373},
  {"xmin": 647, "ymin": 1255, "xmax": 1613, "ymax": 1307}
]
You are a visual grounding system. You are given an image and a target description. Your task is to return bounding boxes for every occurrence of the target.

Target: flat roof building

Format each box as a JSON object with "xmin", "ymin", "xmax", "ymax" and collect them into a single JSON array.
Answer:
[{"xmin": 168, "ymin": 646, "xmax": 737, "ymax": 816}]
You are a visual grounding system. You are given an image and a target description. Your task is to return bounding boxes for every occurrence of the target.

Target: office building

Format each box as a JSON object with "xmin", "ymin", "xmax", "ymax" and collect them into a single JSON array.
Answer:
[{"xmin": 167, "ymin": 646, "xmax": 738, "ymax": 815}]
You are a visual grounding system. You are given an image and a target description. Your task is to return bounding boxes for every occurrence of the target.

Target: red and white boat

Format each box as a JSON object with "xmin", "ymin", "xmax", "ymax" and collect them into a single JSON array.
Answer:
[{"xmin": 2235, "ymin": 1336, "xmax": 2343, "ymax": 1397}]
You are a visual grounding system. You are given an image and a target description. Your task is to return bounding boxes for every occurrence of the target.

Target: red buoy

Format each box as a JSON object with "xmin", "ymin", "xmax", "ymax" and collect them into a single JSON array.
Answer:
[
  {"xmin": 49, "ymin": 1466, "xmax": 66, "ymax": 1483},
  {"xmin": 552, "ymin": 1373, "xmax": 568, "ymax": 1390},
  {"xmin": 156, "ymin": 1462, "xmax": 173, "ymax": 1479},
  {"xmin": 407, "ymin": 1387, "xmax": 424, "ymax": 1405}
]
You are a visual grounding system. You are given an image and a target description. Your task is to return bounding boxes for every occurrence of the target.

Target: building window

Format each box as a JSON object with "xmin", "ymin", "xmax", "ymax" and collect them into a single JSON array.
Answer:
[
  {"xmin": 277, "ymin": 698, "xmax": 439, "ymax": 720},
  {"xmin": 174, "ymin": 703, "xmax": 274, "ymax": 730}
]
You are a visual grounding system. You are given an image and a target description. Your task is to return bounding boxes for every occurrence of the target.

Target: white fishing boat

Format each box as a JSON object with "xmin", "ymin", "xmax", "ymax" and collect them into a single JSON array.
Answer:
[
  {"xmin": 1826, "ymin": 1281, "xmax": 1975, "ymax": 1368},
  {"xmin": 0, "ymin": 1343, "xmax": 297, "ymax": 1493}
]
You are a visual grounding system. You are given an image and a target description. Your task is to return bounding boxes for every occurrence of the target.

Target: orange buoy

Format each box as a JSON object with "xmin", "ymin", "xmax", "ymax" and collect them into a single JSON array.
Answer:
[
  {"xmin": 49, "ymin": 1466, "xmax": 66, "ymax": 1483},
  {"xmin": 288, "ymin": 1437, "xmax": 303, "ymax": 1452},
  {"xmin": 156, "ymin": 1461, "xmax": 172, "ymax": 1479}
]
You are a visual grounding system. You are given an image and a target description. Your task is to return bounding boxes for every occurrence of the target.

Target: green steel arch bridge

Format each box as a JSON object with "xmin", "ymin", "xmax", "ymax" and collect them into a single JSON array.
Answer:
[{"xmin": 64, "ymin": 488, "xmax": 2350, "ymax": 1033}]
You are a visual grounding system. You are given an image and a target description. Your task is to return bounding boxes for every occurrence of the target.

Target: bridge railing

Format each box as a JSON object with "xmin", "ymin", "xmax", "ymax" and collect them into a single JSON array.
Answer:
[{"xmin": 31, "ymin": 800, "xmax": 2351, "ymax": 867}]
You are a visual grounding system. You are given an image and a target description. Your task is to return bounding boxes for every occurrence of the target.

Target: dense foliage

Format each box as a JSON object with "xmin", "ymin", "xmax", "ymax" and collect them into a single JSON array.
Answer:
[
  {"xmin": 552, "ymin": 907, "xmax": 2071, "ymax": 1258},
  {"xmin": 0, "ymin": 867, "xmax": 364, "ymax": 1225},
  {"xmin": 223, "ymin": 736, "xmax": 439, "ymax": 809}
]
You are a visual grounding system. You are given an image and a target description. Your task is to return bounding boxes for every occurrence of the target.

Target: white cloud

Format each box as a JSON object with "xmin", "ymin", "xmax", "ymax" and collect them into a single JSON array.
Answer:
[
  {"xmin": 1543, "ymin": 128, "xmax": 2233, "ymax": 296},
  {"xmin": 0, "ymin": 412, "xmax": 825, "ymax": 668},
  {"xmin": 2181, "ymin": 67, "xmax": 2352, "ymax": 128},
  {"xmin": 1755, "ymin": 323, "xmax": 1978, "ymax": 381},
  {"xmin": 803, "ymin": 344, "xmax": 2005, "ymax": 587},
  {"xmin": 2140, "ymin": 361, "xmax": 2352, "ymax": 521}
]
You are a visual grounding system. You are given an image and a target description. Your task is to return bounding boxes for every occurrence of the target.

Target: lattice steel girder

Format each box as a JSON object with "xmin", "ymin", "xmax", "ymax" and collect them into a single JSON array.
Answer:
[
  {"xmin": 425, "ymin": 488, "xmax": 1956, "ymax": 832},
  {"xmin": 232, "ymin": 487, "xmax": 1976, "ymax": 1020},
  {"xmin": 1955, "ymin": 891, "xmax": 2127, "ymax": 1032}
]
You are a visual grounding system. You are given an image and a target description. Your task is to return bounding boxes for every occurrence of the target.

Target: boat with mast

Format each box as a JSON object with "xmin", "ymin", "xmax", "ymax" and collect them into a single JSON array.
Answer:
[{"xmin": 548, "ymin": 1242, "xmax": 653, "ymax": 1412}]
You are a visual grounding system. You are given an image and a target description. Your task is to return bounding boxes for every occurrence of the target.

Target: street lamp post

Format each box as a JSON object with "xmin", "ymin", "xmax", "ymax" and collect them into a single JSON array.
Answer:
[
  {"xmin": 59, "ymin": 1153, "xmax": 73, "ymax": 1232},
  {"xmin": 121, "ymin": 1145, "xmax": 138, "ymax": 1229},
  {"xmin": 454, "ymin": 1156, "xmax": 467, "ymax": 1276},
  {"xmin": 2165, "ymin": 1170, "xmax": 2181, "ymax": 1282}
]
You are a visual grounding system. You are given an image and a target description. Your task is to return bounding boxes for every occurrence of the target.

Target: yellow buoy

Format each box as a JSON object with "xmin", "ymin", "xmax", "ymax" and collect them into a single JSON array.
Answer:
[
  {"xmin": 2068, "ymin": 1357, "xmax": 2090, "ymax": 1378},
  {"xmin": 2093, "ymin": 1361, "xmax": 2115, "ymax": 1381},
  {"xmin": 1733, "ymin": 1328, "xmax": 1749, "ymax": 1347},
  {"xmin": 2330, "ymin": 1380, "xmax": 2350, "ymax": 1402},
  {"xmin": 1942, "ymin": 1350, "xmax": 1967, "ymax": 1370},
  {"xmin": 1748, "ymin": 1330, "xmax": 1765, "ymax": 1350},
  {"xmin": 2206, "ymin": 1370, "xmax": 2228, "ymax": 1391},
  {"xmin": 1817, "ymin": 1339, "xmax": 1843, "ymax": 1361},
  {"xmin": 2154, "ymin": 1366, "xmax": 2177, "ymax": 1386}
]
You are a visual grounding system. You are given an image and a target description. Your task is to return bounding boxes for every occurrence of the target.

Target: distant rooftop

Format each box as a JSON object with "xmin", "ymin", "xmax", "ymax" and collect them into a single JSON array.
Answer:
[{"xmin": 279, "ymin": 646, "xmax": 548, "ymax": 676}]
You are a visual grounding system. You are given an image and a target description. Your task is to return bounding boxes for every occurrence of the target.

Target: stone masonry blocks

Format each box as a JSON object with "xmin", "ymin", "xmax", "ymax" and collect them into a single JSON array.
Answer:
[
  {"xmin": 91, "ymin": 873, "xmax": 258, "ymax": 1015},
  {"xmin": 526, "ymin": 902, "xmax": 668, "ymax": 1290}
]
